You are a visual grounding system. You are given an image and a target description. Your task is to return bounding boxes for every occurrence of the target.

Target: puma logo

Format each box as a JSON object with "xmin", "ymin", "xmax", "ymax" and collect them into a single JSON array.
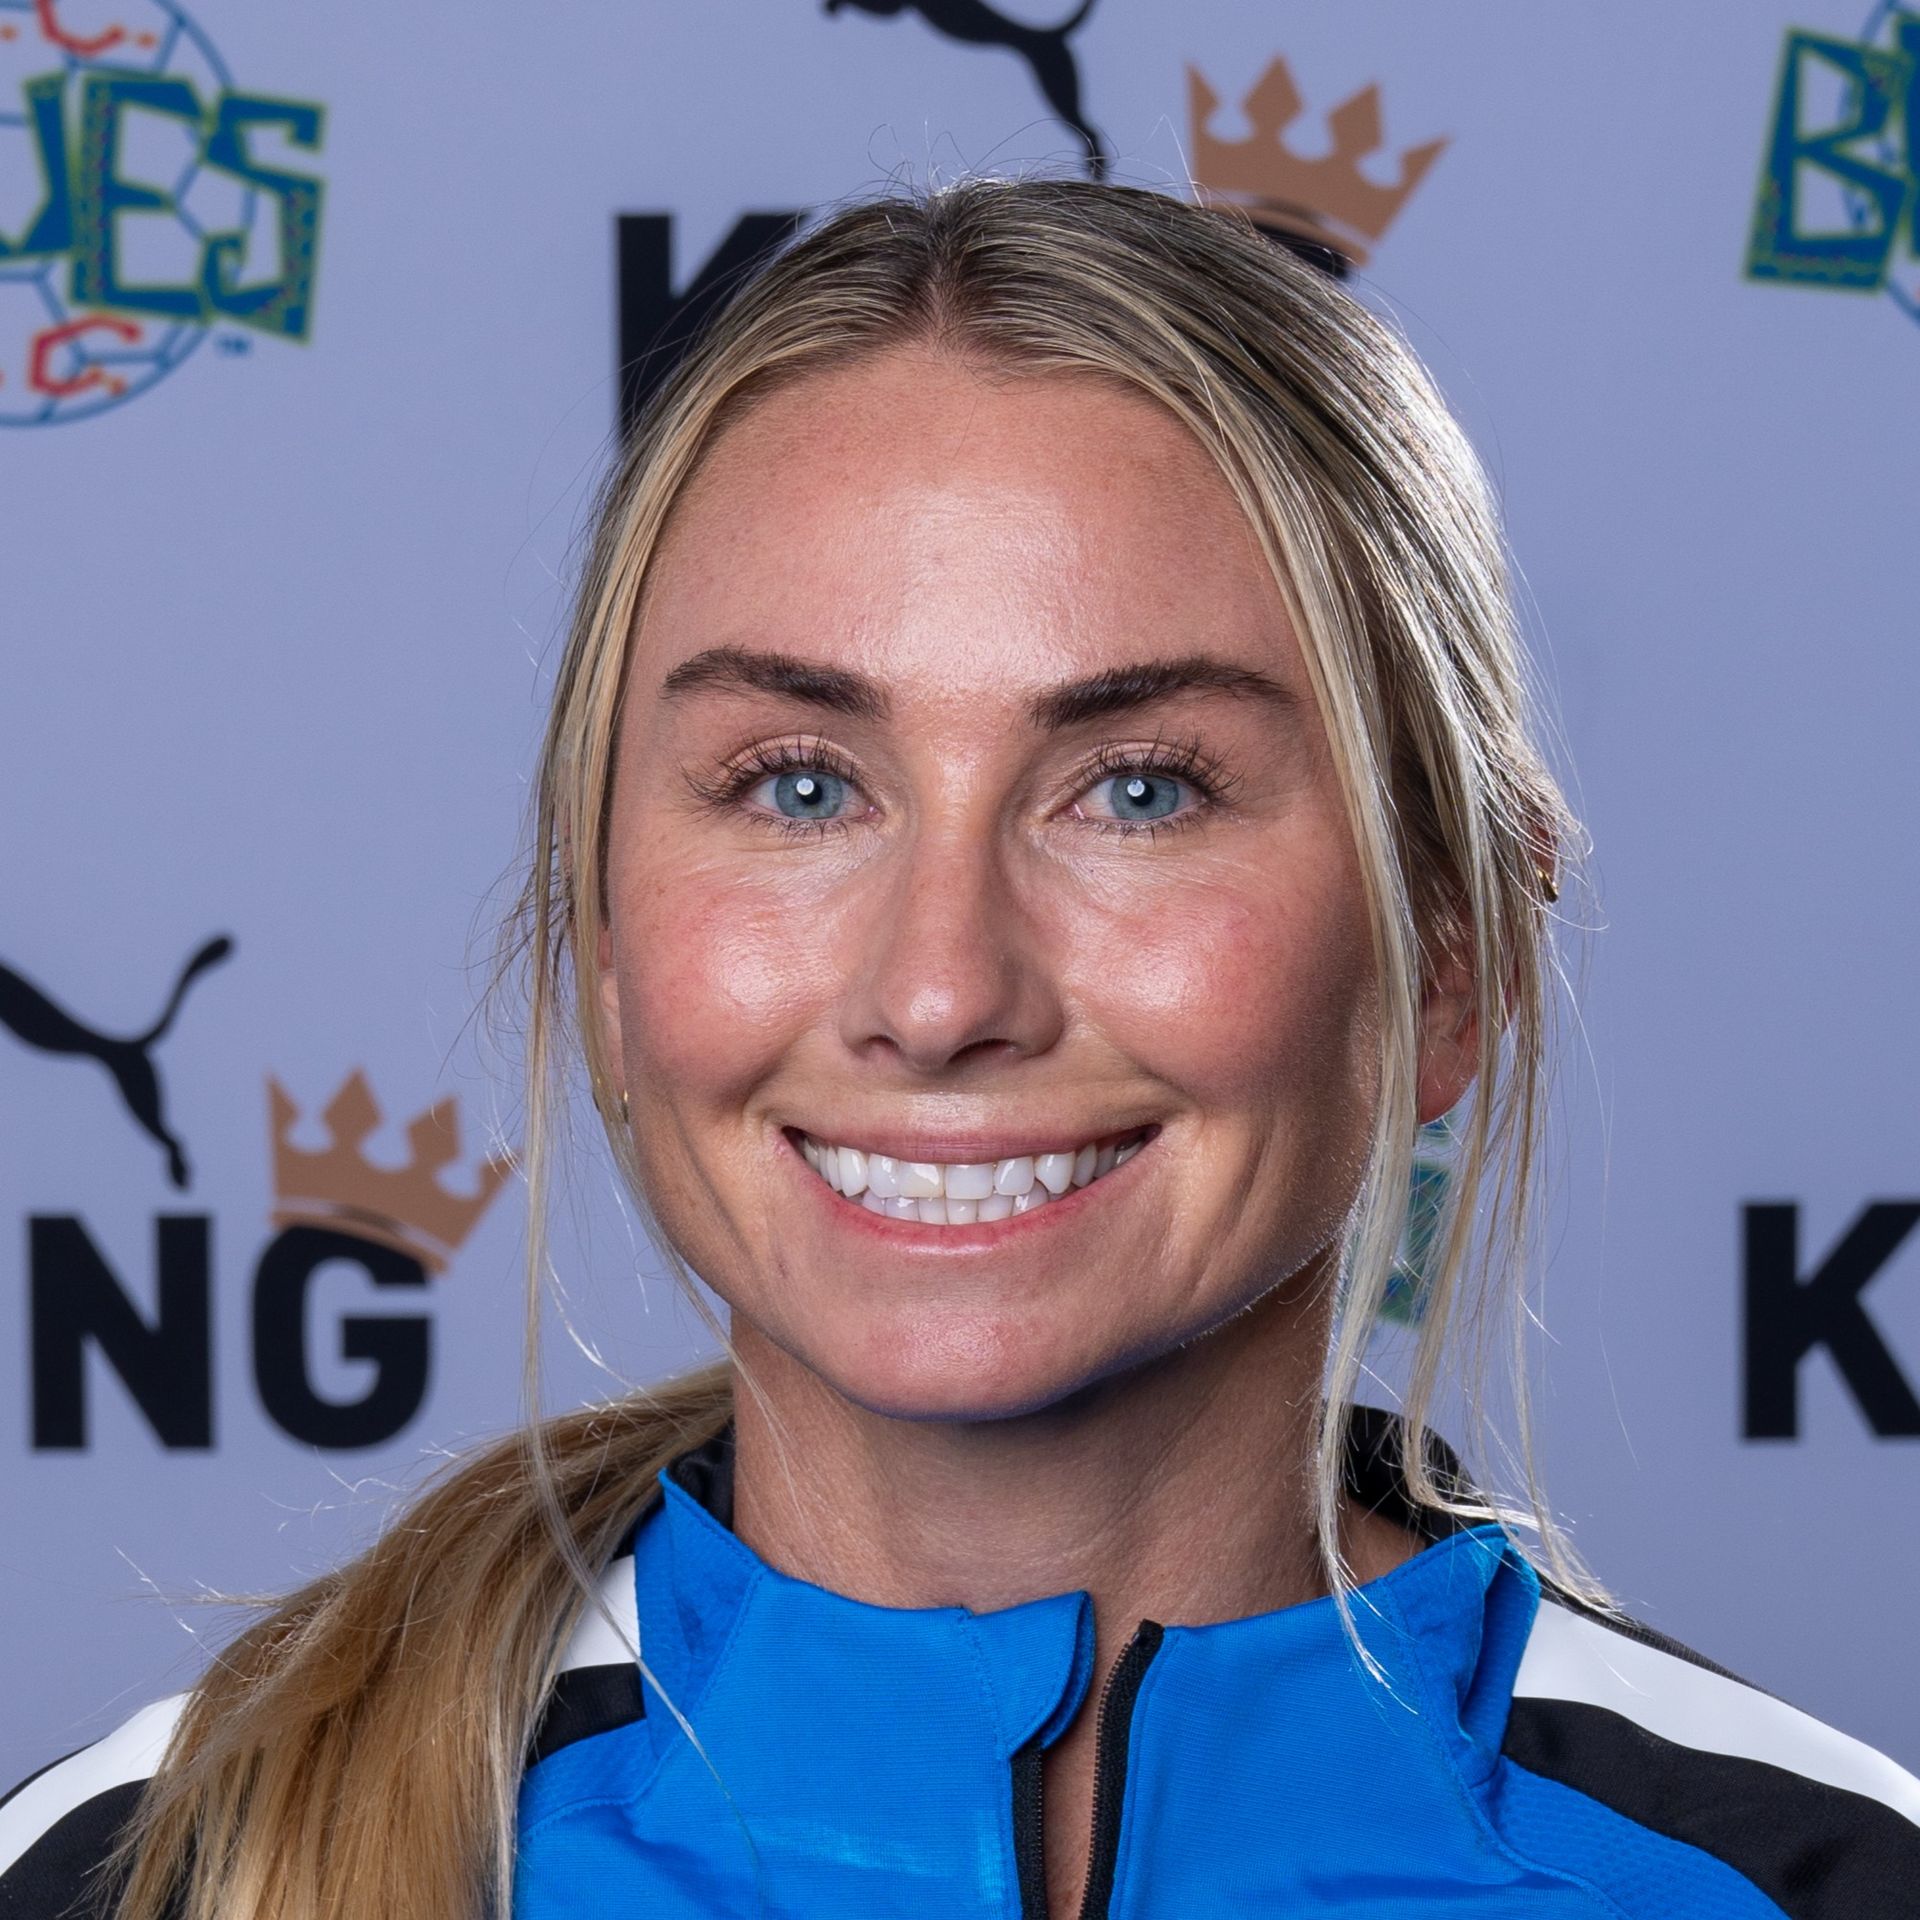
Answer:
[
  {"xmin": 0, "ymin": 936, "xmax": 234, "ymax": 1189},
  {"xmin": 825, "ymin": 0, "xmax": 1107, "ymax": 178}
]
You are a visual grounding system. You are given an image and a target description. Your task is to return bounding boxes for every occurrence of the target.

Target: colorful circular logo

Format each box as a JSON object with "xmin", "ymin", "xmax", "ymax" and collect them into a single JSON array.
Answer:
[{"xmin": 0, "ymin": 0, "xmax": 318, "ymax": 426}]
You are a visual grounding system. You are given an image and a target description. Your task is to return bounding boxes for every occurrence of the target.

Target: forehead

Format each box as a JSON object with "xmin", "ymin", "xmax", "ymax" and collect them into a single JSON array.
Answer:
[{"xmin": 633, "ymin": 348, "xmax": 1297, "ymax": 686}]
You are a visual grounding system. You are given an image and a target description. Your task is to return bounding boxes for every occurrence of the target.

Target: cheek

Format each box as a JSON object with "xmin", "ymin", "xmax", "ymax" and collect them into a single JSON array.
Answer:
[
  {"xmin": 1074, "ymin": 849, "xmax": 1376, "ymax": 1119},
  {"xmin": 609, "ymin": 852, "xmax": 843, "ymax": 1104}
]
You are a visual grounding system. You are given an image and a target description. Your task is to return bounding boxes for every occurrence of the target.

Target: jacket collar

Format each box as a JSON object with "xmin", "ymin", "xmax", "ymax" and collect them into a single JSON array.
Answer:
[
  {"xmin": 635, "ymin": 1405, "xmax": 1527, "ymax": 1766},
  {"xmin": 636, "ymin": 1437, "xmax": 1098, "ymax": 1759}
]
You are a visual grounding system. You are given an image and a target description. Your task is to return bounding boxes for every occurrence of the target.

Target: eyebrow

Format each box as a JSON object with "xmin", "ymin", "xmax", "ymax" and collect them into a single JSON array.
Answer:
[{"xmin": 659, "ymin": 645, "xmax": 1295, "ymax": 730}]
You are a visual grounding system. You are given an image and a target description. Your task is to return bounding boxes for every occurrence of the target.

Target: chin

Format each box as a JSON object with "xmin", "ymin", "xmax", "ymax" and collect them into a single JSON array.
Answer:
[{"xmin": 797, "ymin": 1304, "xmax": 1142, "ymax": 1426}]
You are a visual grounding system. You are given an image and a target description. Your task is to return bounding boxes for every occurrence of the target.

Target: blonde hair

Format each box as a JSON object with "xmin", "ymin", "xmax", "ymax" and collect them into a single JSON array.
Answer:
[{"xmin": 115, "ymin": 177, "xmax": 1587, "ymax": 1920}]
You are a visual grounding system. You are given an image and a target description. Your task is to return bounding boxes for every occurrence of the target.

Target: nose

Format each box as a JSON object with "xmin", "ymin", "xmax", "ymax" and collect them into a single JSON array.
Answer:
[{"xmin": 836, "ymin": 824, "xmax": 1065, "ymax": 1076}]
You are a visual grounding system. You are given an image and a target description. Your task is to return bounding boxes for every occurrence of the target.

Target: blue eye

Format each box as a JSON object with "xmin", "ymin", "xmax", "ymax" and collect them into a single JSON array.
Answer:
[
  {"xmin": 760, "ymin": 768, "xmax": 852, "ymax": 821},
  {"xmin": 1095, "ymin": 772, "xmax": 1187, "ymax": 823}
]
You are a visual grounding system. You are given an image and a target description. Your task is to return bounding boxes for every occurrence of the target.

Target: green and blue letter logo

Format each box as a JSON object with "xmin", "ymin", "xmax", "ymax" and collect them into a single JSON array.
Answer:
[
  {"xmin": 1747, "ymin": 5, "xmax": 1920, "ymax": 326},
  {"xmin": 0, "ymin": 0, "xmax": 325, "ymax": 425}
]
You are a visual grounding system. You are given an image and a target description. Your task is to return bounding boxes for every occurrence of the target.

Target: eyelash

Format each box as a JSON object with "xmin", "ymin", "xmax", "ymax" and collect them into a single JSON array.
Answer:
[
  {"xmin": 689, "ymin": 735, "xmax": 869, "ymax": 840},
  {"xmin": 692, "ymin": 733, "xmax": 1237, "ymax": 842},
  {"xmin": 1071, "ymin": 737, "xmax": 1237, "ymax": 838}
]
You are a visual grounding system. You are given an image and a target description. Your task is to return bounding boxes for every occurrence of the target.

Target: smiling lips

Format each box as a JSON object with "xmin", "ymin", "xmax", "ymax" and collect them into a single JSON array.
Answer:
[{"xmin": 796, "ymin": 1128, "xmax": 1151, "ymax": 1225}]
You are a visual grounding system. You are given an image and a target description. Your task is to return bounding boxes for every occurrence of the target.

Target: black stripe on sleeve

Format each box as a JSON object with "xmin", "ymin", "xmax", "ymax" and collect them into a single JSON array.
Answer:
[
  {"xmin": 1504, "ymin": 1697, "xmax": 1920, "ymax": 1920},
  {"xmin": 527, "ymin": 1662, "xmax": 645, "ymax": 1766},
  {"xmin": 0, "ymin": 1780, "xmax": 142, "ymax": 1920}
]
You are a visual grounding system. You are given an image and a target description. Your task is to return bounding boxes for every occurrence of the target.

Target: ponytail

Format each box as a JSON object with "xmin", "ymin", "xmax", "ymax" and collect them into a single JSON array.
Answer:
[{"xmin": 113, "ymin": 1366, "xmax": 731, "ymax": 1920}]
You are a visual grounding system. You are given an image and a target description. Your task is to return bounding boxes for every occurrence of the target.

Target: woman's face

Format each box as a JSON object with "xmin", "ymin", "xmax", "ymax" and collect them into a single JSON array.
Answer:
[{"xmin": 598, "ymin": 347, "xmax": 1470, "ymax": 1422}]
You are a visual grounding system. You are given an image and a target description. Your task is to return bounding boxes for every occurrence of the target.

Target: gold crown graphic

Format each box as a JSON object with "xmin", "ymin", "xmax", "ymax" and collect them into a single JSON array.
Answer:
[
  {"xmin": 268, "ymin": 1072, "xmax": 514, "ymax": 1274},
  {"xmin": 1188, "ymin": 58, "xmax": 1447, "ymax": 267}
]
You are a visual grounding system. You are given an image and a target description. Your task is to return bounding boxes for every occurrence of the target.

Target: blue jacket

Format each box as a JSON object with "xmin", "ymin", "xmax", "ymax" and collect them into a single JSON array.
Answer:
[
  {"xmin": 512, "ymin": 1417, "xmax": 1920, "ymax": 1917},
  {"xmin": 4, "ymin": 1414, "xmax": 1916, "ymax": 1917}
]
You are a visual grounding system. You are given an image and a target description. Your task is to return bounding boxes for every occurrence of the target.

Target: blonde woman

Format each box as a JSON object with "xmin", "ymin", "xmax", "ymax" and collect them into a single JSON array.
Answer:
[{"xmin": 3, "ymin": 179, "xmax": 1914, "ymax": 1920}]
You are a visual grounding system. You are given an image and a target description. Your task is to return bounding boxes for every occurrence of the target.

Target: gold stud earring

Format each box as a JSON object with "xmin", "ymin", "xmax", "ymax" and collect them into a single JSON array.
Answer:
[
  {"xmin": 1537, "ymin": 865, "xmax": 1560, "ymax": 905},
  {"xmin": 618, "ymin": 1089, "xmax": 631, "ymax": 1124}
]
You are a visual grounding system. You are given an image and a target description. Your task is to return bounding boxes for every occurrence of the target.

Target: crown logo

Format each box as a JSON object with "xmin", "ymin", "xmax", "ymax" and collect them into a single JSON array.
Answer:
[
  {"xmin": 268, "ymin": 1072, "xmax": 514, "ymax": 1274},
  {"xmin": 1187, "ymin": 58, "xmax": 1447, "ymax": 268}
]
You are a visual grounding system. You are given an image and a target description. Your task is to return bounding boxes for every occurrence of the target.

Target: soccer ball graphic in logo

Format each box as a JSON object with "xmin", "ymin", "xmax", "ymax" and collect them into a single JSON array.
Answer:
[{"xmin": 0, "ymin": 0, "xmax": 319, "ymax": 426}]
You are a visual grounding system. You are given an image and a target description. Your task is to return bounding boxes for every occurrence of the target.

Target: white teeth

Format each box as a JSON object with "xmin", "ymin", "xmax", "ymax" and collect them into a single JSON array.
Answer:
[
  {"xmin": 1035, "ymin": 1151, "xmax": 1075, "ymax": 1195},
  {"xmin": 801, "ymin": 1129, "xmax": 1150, "ymax": 1223},
  {"xmin": 896, "ymin": 1161, "xmax": 943, "ymax": 1200}
]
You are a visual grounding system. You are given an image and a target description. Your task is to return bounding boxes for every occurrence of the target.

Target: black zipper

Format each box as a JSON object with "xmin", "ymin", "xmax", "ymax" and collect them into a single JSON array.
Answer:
[
  {"xmin": 1012, "ymin": 1737, "xmax": 1048, "ymax": 1918},
  {"xmin": 1012, "ymin": 1620, "xmax": 1165, "ymax": 1920},
  {"xmin": 1076, "ymin": 1622, "xmax": 1163, "ymax": 1920}
]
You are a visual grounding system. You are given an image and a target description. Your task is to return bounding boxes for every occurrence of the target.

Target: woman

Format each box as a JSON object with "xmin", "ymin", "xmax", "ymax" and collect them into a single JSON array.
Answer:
[{"xmin": 3, "ymin": 179, "xmax": 1914, "ymax": 1920}]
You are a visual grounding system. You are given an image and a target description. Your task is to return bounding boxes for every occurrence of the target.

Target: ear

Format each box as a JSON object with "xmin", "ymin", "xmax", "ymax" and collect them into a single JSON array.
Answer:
[{"xmin": 1414, "ymin": 910, "xmax": 1479, "ymax": 1126}]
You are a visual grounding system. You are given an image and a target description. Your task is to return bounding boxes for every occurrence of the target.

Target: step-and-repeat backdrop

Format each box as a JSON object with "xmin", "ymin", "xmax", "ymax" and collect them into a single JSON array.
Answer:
[{"xmin": 4, "ymin": 0, "xmax": 1917, "ymax": 1780}]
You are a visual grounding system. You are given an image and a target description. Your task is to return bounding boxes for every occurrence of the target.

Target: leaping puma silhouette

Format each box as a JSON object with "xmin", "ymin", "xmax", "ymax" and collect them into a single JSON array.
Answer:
[
  {"xmin": 0, "ymin": 935, "xmax": 234, "ymax": 1189},
  {"xmin": 825, "ymin": 0, "xmax": 1108, "ymax": 179}
]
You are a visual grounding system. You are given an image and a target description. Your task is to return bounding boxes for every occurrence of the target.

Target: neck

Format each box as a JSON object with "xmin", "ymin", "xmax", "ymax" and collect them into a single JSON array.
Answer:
[
  {"xmin": 723, "ymin": 1255, "xmax": 1416, "ymax": 1920},
  {"xmin": 727, "ymin": 1253, "xmax": 1405, "ymax": 1635}
]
